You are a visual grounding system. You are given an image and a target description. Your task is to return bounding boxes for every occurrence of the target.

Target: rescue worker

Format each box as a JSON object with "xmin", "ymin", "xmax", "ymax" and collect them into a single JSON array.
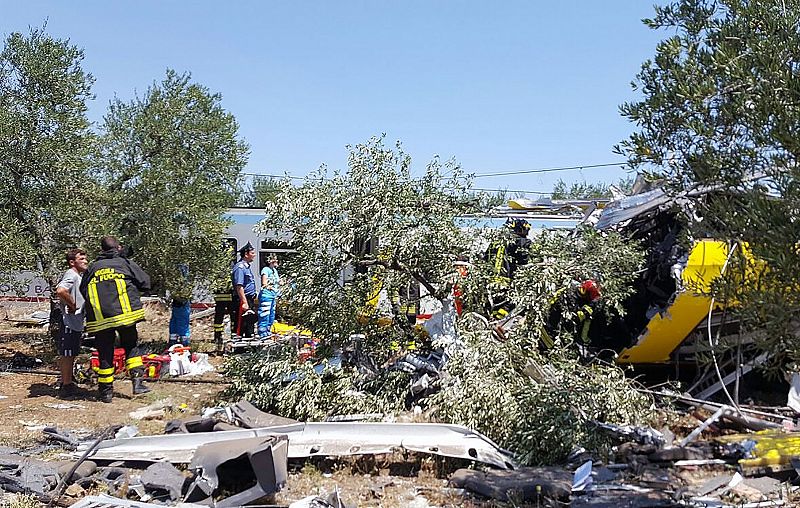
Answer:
[
  {"xmin": 168, "ymin": 298, "xmax": 191, "ymax": 346},
  {"xmin": 168, "ymin": 263, "xmax": 191, "ymax": 347},
  {"xmin": 484, "ymin": 218, "xmax": 532, "ymax": 319},
  {"xmin": 452, "ymin": 257, "xmax": 470, "ymax": 316},
  {"xmin": 542, "ymin": 279, "xmax": 602, "ymax": 354},
  {"xmin": 79, "ymin": 236, "xmax": 152, "ymax": 403},
  {"xmin": 232, "ymin": 242, "xmax": 258, "ymax": 339},
  {"xmin": 257, "ymin": 254, "xmax": 280, "ymax": 338}
]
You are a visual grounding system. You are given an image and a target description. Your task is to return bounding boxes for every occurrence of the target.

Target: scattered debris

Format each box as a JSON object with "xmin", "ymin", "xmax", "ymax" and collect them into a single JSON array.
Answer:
[
  {"xmin": 449, "ymin": 467, "xmax": 572, "ymax": 502},
  {"xmin": 5, "ymin": 310, "xmax": 49, "ymax": 326},
  {"xmin": 81, "ymin": 421, "xmax": 518, "ymax": 469},
  {"xmin": 128, "ymin": 398, "xmax": 174, "ymax": 420},
  {"xmin": 43, "ymin": 402, "xmax": 86, "ymax": 410},
  {"xmin": 185, "ymin": 435, "xmax": 288, "ymax": 506},
  {"xmin": 139, "ymin": 462, "xmax": 186, "ymax": 501}
]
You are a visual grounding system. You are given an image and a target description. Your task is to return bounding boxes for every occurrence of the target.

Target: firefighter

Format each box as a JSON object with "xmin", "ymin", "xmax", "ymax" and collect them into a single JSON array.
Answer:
[
  {"xmin": 79, "ymin": 236, "xmax": 152, "ymax": 403},
  {"xmin": 232, "ymin": 242, "xmax": 258, "ymax": 339},
  {"xmin": 484, "ymin": 218, "xmax": 532, "ymax": 319},
  {"xmin": 541, "ymin": 279, "xmax": 602, "ymax": 353}
]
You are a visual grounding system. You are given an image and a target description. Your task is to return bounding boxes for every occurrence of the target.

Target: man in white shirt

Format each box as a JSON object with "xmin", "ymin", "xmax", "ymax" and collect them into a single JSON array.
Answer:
[{"xmin": 55, "ymin": 248, "xmax": 88, "ymax": 399}]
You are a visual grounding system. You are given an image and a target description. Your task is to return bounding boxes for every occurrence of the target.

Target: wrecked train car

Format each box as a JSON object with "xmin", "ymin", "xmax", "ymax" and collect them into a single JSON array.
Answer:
[{"xmin": 590, "ymin": 187, "xmax": 762, "ymax": 389}]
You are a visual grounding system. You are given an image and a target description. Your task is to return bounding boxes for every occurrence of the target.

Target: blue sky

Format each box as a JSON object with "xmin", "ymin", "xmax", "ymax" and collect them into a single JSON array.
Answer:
[{"xmin": 3, "ymin": 1, "xmax": 666, "ymax": 195}]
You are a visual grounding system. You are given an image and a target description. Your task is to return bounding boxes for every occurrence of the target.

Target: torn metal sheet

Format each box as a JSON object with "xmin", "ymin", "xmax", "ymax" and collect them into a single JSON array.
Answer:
[
  {"xmin": 80, "ymin": 422, "xmax": 517, "ymax": 469},
  {"xmin": 594, "ymin": 188, "xmax": 672, "ymax": 230},
  {"xmin": 139, "ymin": 462, "xmax": 186, "ymax": 501},
  {"xmin": 69, "ymin": 493, "xmax": 206, "ymax": 507},
  {"xmin": 184, "ymin": 435, "xmax": 288, "ymax": 507},
  {"xmin": 228, "ymin": 399, "xmax": 298, "ymax": 428}
]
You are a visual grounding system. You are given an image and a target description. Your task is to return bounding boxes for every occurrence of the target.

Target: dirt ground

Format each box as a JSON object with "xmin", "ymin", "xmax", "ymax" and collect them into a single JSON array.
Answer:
[{"xmin": 0, "ymin": 301, "xmax": 497, "ymax": 507}]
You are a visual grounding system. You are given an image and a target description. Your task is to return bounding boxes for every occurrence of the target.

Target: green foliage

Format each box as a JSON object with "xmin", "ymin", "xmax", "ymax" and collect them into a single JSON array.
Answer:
[
  {"xmin": 551, "ymin": 180, "xmax": 611, "ymax": 200},
  {"xmin": 0, "ymin": 27, "xmax": 101, "ymax": 286},
  {"xmin": 551, "ymin": 178, "xmax": 634, "ymax": 200},
  {"xmin": 429, "ymin": 332, "xmax": 654, "ymax": 465},
  {"xmin": 459, "ymin": 226, "xmax": 645, "ymax": 347},
  {"xmin": 224, "ymin": 345, "xmax": 410, "ymax": 420},
  {"xmin": 258, "ymin": 136, "xmax": 477, "ymax": 349},
  {"xmin": 618, "ymin": 0, "xmax": 800, "ymax": 359},
  {"xmin": 97, "ymin": 70, "xmax": 249, "ymax": 298},
  {"xmin": 224, "ymin": 333, "xmax": 654, "ymax": 465},
  {"xmin": 241, "ymin": 175, "xmax": 283, "ymax": 207}
]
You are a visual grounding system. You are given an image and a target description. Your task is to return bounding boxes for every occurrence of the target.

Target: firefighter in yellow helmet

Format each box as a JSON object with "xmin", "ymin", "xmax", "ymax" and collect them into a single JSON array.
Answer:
[
  {"xmin": 79, "ymin": 236, "xmax": 151, "ymax": 403},
  {"xmin": 484, "ymin": 218, "xmax": 532, "ymax": 319}
]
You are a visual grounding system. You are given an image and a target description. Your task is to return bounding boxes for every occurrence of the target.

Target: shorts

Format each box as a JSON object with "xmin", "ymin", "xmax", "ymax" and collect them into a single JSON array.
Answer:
[{"xmin": 57, "ymin": 327, "xmax": 83, "ymax": 357}]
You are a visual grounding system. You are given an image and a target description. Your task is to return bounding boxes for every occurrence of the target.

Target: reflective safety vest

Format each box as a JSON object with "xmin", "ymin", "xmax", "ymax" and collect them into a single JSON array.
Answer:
[{"xmin": 80, "ymin": 251, "xmax": 151, "ymax": 333}]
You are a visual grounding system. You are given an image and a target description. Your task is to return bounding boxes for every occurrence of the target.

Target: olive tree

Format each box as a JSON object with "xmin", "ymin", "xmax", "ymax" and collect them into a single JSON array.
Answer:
[
  {"xmin": 258, "ymin": 136, "xmax": 478, "ymax": 350},
  {"xmin": 96, "ymin": 70, "xmax": 249, "ymax": 298},
  {"xmin": 0, "ymin": 27, "xmax": 101, "ymax": 291},
  {"xmin": 618, "ymin": 0, "xmax": 800, "ymax": 360}
]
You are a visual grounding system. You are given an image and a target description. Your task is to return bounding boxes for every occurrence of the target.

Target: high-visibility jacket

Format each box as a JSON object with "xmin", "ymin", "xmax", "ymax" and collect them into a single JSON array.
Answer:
[
  {"xmin": 485, "ymin": 235, "xmax": 532, "ymax": 285},
  {"xmin": 80, "ymin": 251, "xmax": 151, "ymax": 333},
  {"xmin": 542, "ymin": 287, "xmax": 596, "ymax": 347}
]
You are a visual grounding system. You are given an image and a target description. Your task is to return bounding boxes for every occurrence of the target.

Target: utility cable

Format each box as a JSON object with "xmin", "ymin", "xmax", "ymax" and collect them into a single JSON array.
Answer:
[
  {"xmin": 469, "ymin": 161, "xmax": 627, "ymax": 178},
  {"xmin": 242, "ymin": 160, "xmax": 630, "ymax": 182},
  {"xmin": 707, "ymin": 241, "xmax": 741, "ymax": 414}
]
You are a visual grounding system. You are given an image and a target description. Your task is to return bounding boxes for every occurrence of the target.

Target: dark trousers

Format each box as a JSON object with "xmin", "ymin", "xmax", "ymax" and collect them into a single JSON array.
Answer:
[
  {"xmin": 94, "ymin": 325, "xmax": 139, "ymax": 389},
  {"xmin": 213, "ymin": 298, "xmax": 234, "ymax": 346},
  {"xmin": 232, "ymin": 293, "xmax": 257, "ymax": 338}
]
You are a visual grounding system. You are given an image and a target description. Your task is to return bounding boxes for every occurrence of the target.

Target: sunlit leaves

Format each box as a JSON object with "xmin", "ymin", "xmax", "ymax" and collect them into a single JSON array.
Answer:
[{"xmin": 96, "ymin": 70, "xmax": 249, "ymax": 297}]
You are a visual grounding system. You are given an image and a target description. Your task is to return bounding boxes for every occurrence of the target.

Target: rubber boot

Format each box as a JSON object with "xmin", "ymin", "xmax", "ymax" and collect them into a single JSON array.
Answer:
[
  {"xmin": 130, "ymin": 368, "xmax": 151, "ymax": 395},
  {"xmin": 98, "ymin": 383, "xmax": 113, "ymax": 403}
]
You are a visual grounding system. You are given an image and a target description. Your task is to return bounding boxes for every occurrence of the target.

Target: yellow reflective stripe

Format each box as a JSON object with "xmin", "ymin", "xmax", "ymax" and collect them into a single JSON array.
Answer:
[
  {"xmin": 493, "ymin": 244, "xmax": 506, "ymax": 275},
  {"xmin": 116, "ymin": 279, "xmax": 132, "ymax": 314},
  {"xmin": 88, "ymin": 281, "xmax": 104, "ymax": 321},
  {"xmin": 214, "ymin": 294, "xmax": 232, "ymax": 301},
  {"xmin": 96, "ymin": 367, "xmax": 115, "ymax": 375},
  {"xmin": 85, "ymin": 309, "xmax": 146, "ymax": 333},
  {"xmin": 126, "ymin": 356, "xmax": 143, "ymax": 369},
  {"xmin": 213, "ymin": 324, "xmax": 224, "ymax": 331},
  {"xmin": 98, "ymin": 375, "xmax": 114, "ymax": 384},
  {"xmin": 540, "ymin": 328, "xmax": 555, "ymax": 349},
  {"xmin": 580, "ymin": 320, "xmax": 591, "ymax": 343}
]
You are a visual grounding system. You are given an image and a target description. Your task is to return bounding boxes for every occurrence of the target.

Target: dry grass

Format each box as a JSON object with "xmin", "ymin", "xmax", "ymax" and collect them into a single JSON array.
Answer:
[{"xmin": 0, "ymin": 494, "xmax": 40, "ymax": 508}]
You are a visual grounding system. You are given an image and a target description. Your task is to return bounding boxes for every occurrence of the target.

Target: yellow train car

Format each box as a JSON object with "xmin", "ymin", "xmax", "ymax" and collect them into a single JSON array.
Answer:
[{"xmin": 617, "ymin": 239, "xmax": 756, "ymax": 364}]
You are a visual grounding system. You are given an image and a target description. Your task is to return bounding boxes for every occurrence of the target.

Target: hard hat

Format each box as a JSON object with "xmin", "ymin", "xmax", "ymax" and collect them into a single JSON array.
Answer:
[
  {"xmin": 504, "ymin": 218, "xmax": 531, "ymax": 236},
  {"xmin": 578, "ymin": 279, "xmax": 601, "ymax": 302}
]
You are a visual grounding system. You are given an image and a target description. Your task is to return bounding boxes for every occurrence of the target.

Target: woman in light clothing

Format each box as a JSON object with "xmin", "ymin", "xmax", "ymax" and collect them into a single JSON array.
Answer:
[{"xmin": 257, "ymin": 255, "xmax": 280, "ymax": 338}]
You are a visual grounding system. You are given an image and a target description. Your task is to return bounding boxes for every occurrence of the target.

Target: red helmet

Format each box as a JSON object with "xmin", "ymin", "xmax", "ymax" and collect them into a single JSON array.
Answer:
[{"xmin": 579, "ymin": 279, "xmax": 601, "ymax": 302}]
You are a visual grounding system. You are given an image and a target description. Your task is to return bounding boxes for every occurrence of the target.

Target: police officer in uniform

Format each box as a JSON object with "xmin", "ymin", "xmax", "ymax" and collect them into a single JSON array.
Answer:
[{"xmin": 232, "ymin": 242, "xmax": 258, "ymax": 339}]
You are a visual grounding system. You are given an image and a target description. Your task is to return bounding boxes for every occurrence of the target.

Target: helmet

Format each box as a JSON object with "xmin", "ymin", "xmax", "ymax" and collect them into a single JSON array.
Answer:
[
  {"xmin": 505, "ymin": 218, "xmax": 531, "ymax": 237},
  {"xmin": 578, "ymin": 279, "xmax": 601, "ymax": 302}
]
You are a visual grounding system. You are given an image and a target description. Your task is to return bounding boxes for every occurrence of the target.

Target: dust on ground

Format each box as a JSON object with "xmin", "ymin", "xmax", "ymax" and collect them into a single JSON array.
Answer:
[
  {"xmin": 0, "ymin": 301, "xmax": 493, "ymax": 507},
  {"xmin": 0, "ymin": 301, "xmax": 226, "ymax": 448}
]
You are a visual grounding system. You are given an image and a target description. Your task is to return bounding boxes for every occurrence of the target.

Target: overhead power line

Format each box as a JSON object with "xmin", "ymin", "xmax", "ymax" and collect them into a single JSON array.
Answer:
[
  {"xmin": 243, "ymin": 160, "xmax": 630, "ymax": 182},
  {"xmin": 469, "ymin": 161, "xmax": 627, "ymax": 178},
  {"xmin": 469, "ymin": 187, "xmax": 551, "ymax": 195}
]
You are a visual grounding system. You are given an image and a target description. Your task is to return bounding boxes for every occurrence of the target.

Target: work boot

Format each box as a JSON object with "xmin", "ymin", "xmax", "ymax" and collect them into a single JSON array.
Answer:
[
  {"xmin": 98, "ymin": 384, "xmax": 113, "ymax": 403},
  {"xmin": 58, "ymin": 382, "xmax": 79, "ymax": 400},
  {"xmin": 130, "ymin": 368, "xmax": 151, "ymax": 395}
]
